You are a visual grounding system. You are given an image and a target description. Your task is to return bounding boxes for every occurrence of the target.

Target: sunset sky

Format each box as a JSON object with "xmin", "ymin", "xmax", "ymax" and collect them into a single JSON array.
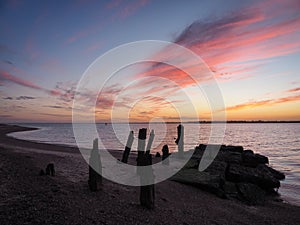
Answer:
[{"xmin": 1, "ymin": 0, "xmax": 300, "ymax": 123}]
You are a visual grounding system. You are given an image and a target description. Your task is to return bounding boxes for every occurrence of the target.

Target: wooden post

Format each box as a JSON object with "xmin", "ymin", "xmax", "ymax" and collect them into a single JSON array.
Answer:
[
  {"xmin": 175, "ymin": 124, "xmax": 184, "ymax": 158},
  {"xmin": 88, "ymin": 138, "xmax": 102, "ymax": 191},
  {"xmin": 145, "ymin": 129, "xmax": 155, "ymax": 155},
  {"xmin": 45, "ymin": 163, "xmax": 55, "ymax": 176},
  {"xmin": 134, "ymin": 128, "xmax": 155, "ymax": 209},
  {"xmin": 137, "ymin": 128, "xmax": 147, "ymax": 174},
  {"xmin": 139, "ymin": 148, "xmax": 155, "ymax": 209},
  {"xmin": 121, "ymin": 131, "xmax": 134, "ymax": 163},
  {"xmin": 162, "ymin": 144, "xmax": 170, "ymax": 165}
]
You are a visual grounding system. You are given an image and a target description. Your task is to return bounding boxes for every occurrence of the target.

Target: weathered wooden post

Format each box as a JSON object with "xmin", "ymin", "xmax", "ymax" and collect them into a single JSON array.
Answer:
[
  {"xmin": 145, "ymin": 129, "xmax": 154, "ymax": 155},
  {"xmin": 45, "ymin": 163, "xmax": 55, "ymax": 176},
  {"xmin": 121, "ymin": 131, "xmax": 134, "ymax": 163},
  {"xmin": 162, "ymin": 144, "xmax": 170, "ymax": 165},
  {"xmin": 140, "ymin": 153, "xmax": 155, "ymax": 209},
  {"xmin": 175, "ymin": 124, "xmax": 184, "ymax": 158},
  {"xmin": 139, "ymin": 129, "xmax": 155, "ymax": 209},
  {"xmin": 88, "ymin": 138, "xmax": 102, "ymax": 191},
  {"xmin": 137, "ymin": 128, "xmax": 147, "ymax": 175}
]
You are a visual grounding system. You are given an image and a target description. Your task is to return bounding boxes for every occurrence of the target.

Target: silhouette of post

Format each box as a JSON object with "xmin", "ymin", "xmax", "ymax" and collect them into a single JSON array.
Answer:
[
  {"xmin": 140, "ymin": 153, "xmax": 155, "ymax": 209},
  {"xmin": 45, "ymin": 163, "xmax": 55, "ymax": 176},
  {"xmin": 137, "ymin": 128, "xmax": 147, "ymax": 175},
  {"xmin": 138, "ymin": 130, "xmax": 155, "ymax": 209},
  {"xmin": 145, "ymin": 129, "xmax": 155, "ymax": 155},
  {"xmin": 121, "ymin": 131, "xmax": 134, "ymax": 163},
  {"xmin": 88, "ymin": 138, "xmax": 102, "ymax": 191},
  {"xmin": 162, "ymin": 144, "xmax": 170, "ymax": 165},
  {"xmin": 175, "ymin": 124, "xmax": 184, "ymax": 158}
]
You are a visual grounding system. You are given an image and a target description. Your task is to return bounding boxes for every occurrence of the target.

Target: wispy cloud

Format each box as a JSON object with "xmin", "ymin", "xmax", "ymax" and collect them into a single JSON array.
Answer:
[
  {"xmin": 2, "ymin": 60, "xmax": 13, "ymax": 65},
  {"xmin": 43, "ymin": 105, "xmax": 64, "ymax": 109},
  {"xmin": 224, "ymin": 94, "xmax": 300, "ymax": 111},
  {"xmin": 116, "ymin": 0, "xmax": 149, "ymax": 19},
  {"xmin": 175, "ymin": 1, "xmax": 300, "ymax": 75},
  {"xmin": 16, "ymin": 96, "xmax": 36, "ymax": 100},
  {"xmin": 0, "ymin": 70, "xmax": 63, "ymax": 97},
  {"xmin": 51, "ymin": 81, "xmax": 79, "ymax": 103},
  {"xmin": 66, "ymin": 0, "xmax": 149, "ymax": 44},
  {"xmin": 84, "ymin": 41, "xmax": 104, "ymax": 53},
  {"xmin": 135, "ymin": 0, "xmax": 300, "ymax": 89},
  {"xmin": 3, "ymin": 97, "xmax": 13, "ymax": 100},
  {"xmin": 287, "ymin": 87, "xmax": 300, "ymax": 93},
  {"xmin": 0, "ymin": 70, "xmax": 43, "ymax": 90},
  {"xmin": 106, "ymin": 0, "xmax": 123, "ymax": 9},
  {"xmin": 65, "ymin": 20, "xmax": 106, "ymax": 44}
]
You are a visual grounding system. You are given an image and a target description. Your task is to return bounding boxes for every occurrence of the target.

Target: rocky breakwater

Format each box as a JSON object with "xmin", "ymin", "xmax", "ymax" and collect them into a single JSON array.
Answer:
[{"xmin": 171, "ymin": 144, "xmax": 285, "ymax": 205}]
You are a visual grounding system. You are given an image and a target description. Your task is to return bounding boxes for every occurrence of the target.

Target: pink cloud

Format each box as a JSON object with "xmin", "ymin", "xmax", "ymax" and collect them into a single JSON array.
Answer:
[
  {"xmin": 0, "ymin": 70, "xmax": 43, "ymax": 90},
  {"xmin": 0, "ymin": 70, "xmax": 68, "ymax": 98},
  {"xmin": 134, "ymin": 1, "xmax": 300, "ymax": 89},
  {"xmin": 66, "ymin": 21, "xmax": 106, "ymax": 44},
  {"xmin": 66, "ymin": 0, "xmax": 149, "ymax": 44},
  {"xmin": 224, "ymin": 94, "xmax": 300, "ymax": 111},
  {"xmin": 24, "ymin": 38, "xmax": 40, "ymax": 61},
  {"xmin": 106, "ymin": 0, "xmax": 123, "ymax": 9},
  {"xmin": 117, "ymin": 0, "xmax": 149, "ymax": 18},
  {"xmin": 287, "ymin": 87, "xmax": 300, "ymax": 93},
  {"xmin": 84, "ymin": 41, "xmax": 104, "ymax": 53}
]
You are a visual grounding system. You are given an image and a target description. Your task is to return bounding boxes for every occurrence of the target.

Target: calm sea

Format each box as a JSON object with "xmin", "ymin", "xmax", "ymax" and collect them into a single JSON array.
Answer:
[{"xmin": 8, "ymin": 123, "xmax": 300, "ymax": 206}]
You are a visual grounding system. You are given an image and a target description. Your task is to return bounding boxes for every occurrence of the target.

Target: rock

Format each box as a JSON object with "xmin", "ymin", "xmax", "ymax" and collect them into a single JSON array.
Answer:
[
  {"xmin": 223, "ymin": 145, "xmax": 244, "ymax": 153},
  {"xmin": 257, "ymin": 164, "xmax": 285, "ymax": 180},
  {"xmin": 171, "ymin": 169, "xmax": 225, "ymax": 197},
  {"xmin": 196, "ymin": 144, "xmax": 207, "ymax": 151},
  {"xmin": 255, "ymin": 153, "xmax": 269, "ymax": 164},
  {"xmin": 183, "ymin": 158, "xmax": 199, "ymax": 169},
  {"xmin": 174, "ymin": 144, "xmax": 285, "ymax": 205},
  {"xmin": 219, "ymin": 152, "xmax": 242, "ymax": 164},
  {"xmin": 244, "ymin": 149, "xmax": 254, "ymax": 154},
  {"xmin": 192, "ymin": 146, "xmax": 205, "ymax": 159},
  {"xmin": 226, "ymin": 163, "xmax": 280, "ymax": 190},
  {"xmin": 155, "ymin": 152, "xmax": 161, "ymax": 157},
  {"xmin": 237, "ymin": 183, "xmax": 266, "ymax": 205},
  {"xmin": 193, "ymin": 144, "xmax": 225, "ymax": 158},
  {"xmin": 242, "ymin": 151, "xmax": 269, "ymax": 167},
  {"xmin": 223, "ymin": 181, "xmax": 239, "ymax": 199},
  {"xmin": 205, "ymin": 161, "xmax": 227, "ymax": 180}
]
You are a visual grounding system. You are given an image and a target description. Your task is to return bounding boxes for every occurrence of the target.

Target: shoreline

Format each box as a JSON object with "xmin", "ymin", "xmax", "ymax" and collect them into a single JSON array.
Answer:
[
  {"xmin": 5, "ymin": 124, "xmax": 140, "ymax": 155},
  {"xmin": 1, "ymin": 124, "xmax": 300, "ymax": 224}
]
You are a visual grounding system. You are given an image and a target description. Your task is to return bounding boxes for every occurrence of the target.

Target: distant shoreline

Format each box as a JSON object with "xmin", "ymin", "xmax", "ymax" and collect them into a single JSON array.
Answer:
[{"xmin": 7, "ymin": 120, "xmax": 300, "ymax": 124}]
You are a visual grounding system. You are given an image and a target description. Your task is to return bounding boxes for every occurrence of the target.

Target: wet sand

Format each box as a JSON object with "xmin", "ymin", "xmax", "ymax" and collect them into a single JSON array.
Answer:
[{"xmin": 0, "ymin": 124, "xmax": 300, "ymax": 225}]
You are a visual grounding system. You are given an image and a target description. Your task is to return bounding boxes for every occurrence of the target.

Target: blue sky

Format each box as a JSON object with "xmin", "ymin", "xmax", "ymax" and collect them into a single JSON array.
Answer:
[{"xmin": 1, "ymin": 0, "xmax": 300, "ymax": 122}]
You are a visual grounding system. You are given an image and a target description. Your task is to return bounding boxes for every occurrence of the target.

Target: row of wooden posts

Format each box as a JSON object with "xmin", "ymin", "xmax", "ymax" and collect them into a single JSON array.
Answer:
[{"xmin": 88, "ymin": 124, "xmax": 184, "ymax": 209}]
